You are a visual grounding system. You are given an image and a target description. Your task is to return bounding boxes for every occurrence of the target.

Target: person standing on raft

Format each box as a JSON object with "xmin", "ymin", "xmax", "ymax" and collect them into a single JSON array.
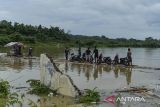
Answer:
[
  {"xmin": 93, "ymin": 46, "xmax": 99, "ymax": 63},
  {"xmin": 78, "ymin": 47, "xmax": 81, "ymax": 58},
  {"xmin": 127, "ymin": 48, "xmax": 132, "ymax": 66},
  {"xmin": 85, "ymin": 47, "xmax": 91, "ymax": 62},
  {"xmin": 114, "ymin": 54, "xmax": 119, "ymax": 64}
]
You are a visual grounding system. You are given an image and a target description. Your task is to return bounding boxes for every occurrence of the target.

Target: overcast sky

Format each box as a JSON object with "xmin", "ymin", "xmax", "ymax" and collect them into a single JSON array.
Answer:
[{"xmin": 0, "ymin": 0, "xmax": 160, "ymax": 39}]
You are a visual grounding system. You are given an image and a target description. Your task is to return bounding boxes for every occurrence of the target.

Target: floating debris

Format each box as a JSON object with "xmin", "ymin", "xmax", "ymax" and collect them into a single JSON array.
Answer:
[{"xmin": 115, "ymin": 87, "xmax": 150, "ymax": 93}]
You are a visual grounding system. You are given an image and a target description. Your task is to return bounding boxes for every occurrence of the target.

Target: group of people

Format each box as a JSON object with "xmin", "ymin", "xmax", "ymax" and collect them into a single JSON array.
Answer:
[
  {"xmin": 65, "ymin": 47, "xmax": 132, "ymax": 66},
  {"xmin": 82, "ymin": 47, "xmax": 102, "ymax": 63},
  {"xmin": 113, "ymin": 48, "xmax": 132, "ymax": 65},
  {"xmin": 12, "ymin": 45, "xmax": 22, "ymax": 56},
  {"xmin": 11, "ymin": 45, "xmax": 33, "ymax": 57}
]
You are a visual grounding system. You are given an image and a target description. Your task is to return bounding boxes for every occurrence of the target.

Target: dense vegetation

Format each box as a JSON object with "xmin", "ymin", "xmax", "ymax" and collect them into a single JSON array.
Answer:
[
  {"xmin": 0, "ymin": 79, "xmax": 24, "ymax": 106},
  {"xmin": 0, "ymin": 20, "xmax": 160, "ymax": 47}
]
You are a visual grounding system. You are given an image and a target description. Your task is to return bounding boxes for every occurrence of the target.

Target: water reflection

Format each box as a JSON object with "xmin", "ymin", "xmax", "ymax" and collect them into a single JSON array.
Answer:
[
  {"xmin": 118, "ymin": 67, "xmax": 132, "ymax": 85},
  {"xmin": 0, "ymin": 57, "xmax": 26, "ymax": 72},
  {"xmin": 63, "ymin": 62, "xmax": 132, "ymax": 85},
  {"xmin": 28, "ymin": 59, "xmax": 33, "ymax": 70}
]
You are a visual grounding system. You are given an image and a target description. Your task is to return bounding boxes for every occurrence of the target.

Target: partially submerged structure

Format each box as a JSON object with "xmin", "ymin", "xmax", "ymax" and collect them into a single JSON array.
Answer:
[
  {"xmin": 4, "ymin": 42, "xmax": 24, "ymax": 56},
  {"xmin": 40, "ymin": 54, "xmax": 81, "ymax": 97}
]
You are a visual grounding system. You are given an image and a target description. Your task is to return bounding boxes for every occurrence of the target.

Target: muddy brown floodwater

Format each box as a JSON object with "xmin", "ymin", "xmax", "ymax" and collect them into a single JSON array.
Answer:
[{"xmin": 0, "ymin": 47, "xmax": 160, "ymax": 107}]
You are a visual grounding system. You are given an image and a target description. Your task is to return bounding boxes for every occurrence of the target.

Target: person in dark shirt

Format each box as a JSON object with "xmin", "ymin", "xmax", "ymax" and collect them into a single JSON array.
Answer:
[
  {"xmin": 65, "ymin": 47, "xmax": 70, "ymax": 60},
  {"xmin": 82, "ymin": 52, "xmax": 86, "ymax": 61},
  {"xmin": 78, "ymin": 47, "xmax": 81, "ymax": 58},
  {"xmin": 114, "ymin": 54, "xmax": 119, "ymax": 64},
  {"xmin": 85, "ymin": 47, "xmax": 91, "ymax": 62},
  {"xmin": 127, "ymin": 48, "xmax": 132, "ymax": 66},
  {"xmin": 98, "ymin": 53, "xmax": 103, "ymax": 64},
  {"xmin": 93, "ymin": 46, "xmax": 99, "ymax": 63},
  {"xmin": 28, "ymin": 47, "xmax": 33, "ymax": 57}
]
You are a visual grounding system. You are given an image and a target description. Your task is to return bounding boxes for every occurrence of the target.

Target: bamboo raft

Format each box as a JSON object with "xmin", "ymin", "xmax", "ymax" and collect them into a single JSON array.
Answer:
[{"xmin": 54, "ymin": 59, "xmax": 160, "ymax": 70}]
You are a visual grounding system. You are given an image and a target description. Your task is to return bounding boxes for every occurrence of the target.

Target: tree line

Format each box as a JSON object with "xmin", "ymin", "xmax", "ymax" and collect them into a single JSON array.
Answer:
[{"xmin": 0, "ymin": 20, "xmax": 160, "ymax": 47}]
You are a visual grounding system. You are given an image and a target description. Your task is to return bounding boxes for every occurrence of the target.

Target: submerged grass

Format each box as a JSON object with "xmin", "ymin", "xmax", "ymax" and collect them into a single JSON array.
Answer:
[
  {"xmin": 26, "ymin": 79, "xmax": 57, "ymax": 96},
  {"xmin": 79, "ymin": 87, "xmax": 100, "ymax": 104}
]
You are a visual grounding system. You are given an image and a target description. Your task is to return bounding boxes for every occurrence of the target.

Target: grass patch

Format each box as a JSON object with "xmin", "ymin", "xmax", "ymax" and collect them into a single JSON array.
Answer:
[
  {"xmin": 79, "ymin": 87, "xmax": 100, "ymax": 104},
  {"xmin": 26, "ymin": 79, "xmax": 57, "ymax": 95}
]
